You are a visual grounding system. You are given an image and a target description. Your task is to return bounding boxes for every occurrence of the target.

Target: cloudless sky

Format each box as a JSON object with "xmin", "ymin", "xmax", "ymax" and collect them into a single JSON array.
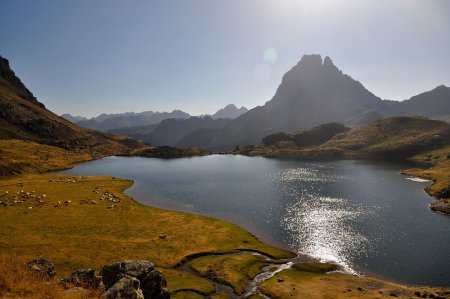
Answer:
[{"xmin": 1, "ymin": 0, "xmax": 449, "ymax": 117}]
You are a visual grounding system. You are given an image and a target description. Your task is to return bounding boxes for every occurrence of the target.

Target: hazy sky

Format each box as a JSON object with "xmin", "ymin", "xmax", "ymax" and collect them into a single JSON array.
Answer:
[{"xmin": 1, "ymin": 0, "xmax": 449, "ymax": 117}]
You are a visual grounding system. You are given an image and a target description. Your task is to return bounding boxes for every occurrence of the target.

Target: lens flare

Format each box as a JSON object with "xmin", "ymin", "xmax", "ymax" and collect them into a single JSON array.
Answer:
[{"xmin": 263, "ymin": 48, "xmax": 278, "ymax": 63}]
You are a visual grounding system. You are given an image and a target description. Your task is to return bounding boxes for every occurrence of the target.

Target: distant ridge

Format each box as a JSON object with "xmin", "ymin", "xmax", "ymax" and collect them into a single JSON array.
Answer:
[
  {"xmin": 212, "ymin": 104, "xmax": 248, "ymax": 119},
  {"xmin": 63, "ymin": 110, "xmax": 191, "ymax": 132}
]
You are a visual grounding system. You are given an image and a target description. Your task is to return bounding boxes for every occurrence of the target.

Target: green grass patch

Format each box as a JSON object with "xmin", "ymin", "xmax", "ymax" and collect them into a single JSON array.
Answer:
[
  {"xmin": 189, "ymin": 253, "xmax": 268, "ymax": 295},
  {"xmin": 291, "ymin": 262, "xmax": 338, "ymax": 274},
  {"xmin": 172, "ymin": 291, "xmax": 205, "ymax": 299},
  {"xmin": 160, "ymin": 268, "xmax": 215, "ymax": 295}
]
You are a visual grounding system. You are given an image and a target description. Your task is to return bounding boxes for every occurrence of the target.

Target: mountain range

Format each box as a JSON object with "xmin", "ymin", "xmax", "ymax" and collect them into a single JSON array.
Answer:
[
  {"xmin": 113, "ymin": 54, "xmax": 449, "ymax": 150},
  {"xmin": 5, "ymin": 53, "xmax": 450, "ymax": 152},
  {"xmin": 62, "ymin": 104, "xmax": 248, "ymax": 132}
]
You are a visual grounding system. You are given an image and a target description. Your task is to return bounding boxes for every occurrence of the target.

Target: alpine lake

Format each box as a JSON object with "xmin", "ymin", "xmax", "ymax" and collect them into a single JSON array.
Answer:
[{"xmin": 59, "ymin": 155, "xmax": 450, "ymax": 287}]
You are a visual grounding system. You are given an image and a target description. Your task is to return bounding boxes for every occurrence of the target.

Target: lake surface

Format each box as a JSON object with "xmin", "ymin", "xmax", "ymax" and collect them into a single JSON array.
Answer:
[{"xmin": 60, "ymin": 155, "xmax": 450, "ymax": 287}]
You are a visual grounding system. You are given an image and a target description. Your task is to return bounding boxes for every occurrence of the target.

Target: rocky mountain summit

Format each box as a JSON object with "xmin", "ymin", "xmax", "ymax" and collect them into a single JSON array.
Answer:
[{"xmin": 211, "ymin": 104, "xmax": 248, "ymax": 119}]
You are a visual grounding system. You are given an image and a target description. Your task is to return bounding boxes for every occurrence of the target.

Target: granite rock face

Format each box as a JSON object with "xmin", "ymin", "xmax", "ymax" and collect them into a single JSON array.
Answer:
[{"xmin": 103, "ymin": 275, "xmax": 144, "ymax": 299}]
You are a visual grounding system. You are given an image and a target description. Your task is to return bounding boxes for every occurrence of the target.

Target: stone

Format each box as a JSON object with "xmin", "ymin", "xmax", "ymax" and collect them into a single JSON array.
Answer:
[
  {"xmin": 26, "ymin": 258, "xmax": 56, "ymax": 280},
  {"xmin": 101, "ymin": 260, "xmax": 154, "ymax": 290},
  {"xmin": 61, "ymin": 268, "xmax": 101, "ymax": 289},
  {"xmin": 141, "ymin": 270, "xmax": 170, "ymax": 299},
  {"xmin": 103, "ymin": 275, "xmax": 144, "ymax": 299}
]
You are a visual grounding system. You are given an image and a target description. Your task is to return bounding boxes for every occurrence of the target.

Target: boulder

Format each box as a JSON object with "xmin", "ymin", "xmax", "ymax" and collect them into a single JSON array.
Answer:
[
  {"xmin": 26, "ymin": 258, "xmax": 56, "ymax": 279},
  {"xmin": 101, "ymin": 260, "xmax": 154, "ymax": 290},
  {"xmin": 141, "ymin": 270, "xmax": 170, "ymax": 299},
  {"xmin": 103, "ymin": 275, "xmax": 144, "ymax": 299},
  {"xmin": 61, "ymin": 268, "xmax": 101, "ymax": 289}
]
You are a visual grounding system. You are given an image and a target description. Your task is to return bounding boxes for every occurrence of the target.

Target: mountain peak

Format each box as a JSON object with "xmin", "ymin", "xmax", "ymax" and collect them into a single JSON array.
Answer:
[
  {"xmin": 212, "ymin": 104, "xmax": 248, "ymax": 120},
  {"xmin": 297, "ymin": 54, "xmax": 323, "ymax": 68},
  {"xmin": 0, "ymin": 56, "xmax": 45, "ymax": 108},
  {"xmin": 435, "ymin": 84, "xmax": 449, "ymax": 90}
]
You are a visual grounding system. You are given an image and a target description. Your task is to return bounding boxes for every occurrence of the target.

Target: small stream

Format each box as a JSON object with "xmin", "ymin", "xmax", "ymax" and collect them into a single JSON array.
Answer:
[{"xmin": 173, "ymin": 250, "xmax": 311, "ymax": 298}]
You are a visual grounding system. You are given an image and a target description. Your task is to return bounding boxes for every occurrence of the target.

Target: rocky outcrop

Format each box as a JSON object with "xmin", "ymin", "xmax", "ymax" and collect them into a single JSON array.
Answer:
[
  {"xmin": 141, "ymin": 270, "xmax": 170, "ymax": 299},
  {"xmin": 103, "ymin": 275, "xmax": 144, "ymax": 299},
  {"xmin": 101, "ymin": 260, "xmax": 170, "ymax": 299},
  {"xmin": 26, "ymin": 258, "xmax": 56, "ymax": 279},
  {"xmin": 430, "ymin": 200, "xmax": 450, "ymax": 215},
  {"xmin": 61, "ymin": 268, "xmax": 101, "ymax": 289},
  {"xmin": 101, "ymin": 260, "xmax": 155, "ymax": 290}
]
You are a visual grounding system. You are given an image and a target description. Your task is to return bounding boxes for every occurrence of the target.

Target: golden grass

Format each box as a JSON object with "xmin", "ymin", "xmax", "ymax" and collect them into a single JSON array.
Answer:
[
  {"xmin": 0, "ymin": 139, "xmax": 93, "ymax": 176},
  {"xmin": 171, "ymin": 291, "xmax": 205, "ymax": 299},
  {"xmin": 259, "ymin": 263, "xmax": 450, "ymax": 299},
  {"xmin": 403, "ymin": 146, "xmax": 450, "ymax": 199},
  {"xmin": 189, "ymin": 254, "xmax": 268, "ymax": 295},
  {"xmin": 0, "ymin": 173, "xmax": 293, "ymax": 299},
  {"xmin": 0, "ymin": 253, "xmax": 101, "ymax": 298}
]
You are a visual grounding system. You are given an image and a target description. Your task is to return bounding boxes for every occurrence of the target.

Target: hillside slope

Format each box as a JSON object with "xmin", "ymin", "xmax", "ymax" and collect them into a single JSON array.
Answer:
[
  {"xmin": 399, "ymin": 85, "xmax": 450, "ymax": 120},
  {"xmin": 0, "ymin": 56, "xmax": 143, "ymax": 152},
  {"xmin": 0, "ymin": 56, "xmax": 149, "ymax": 176},
  {"xmin": 322, "ymin": 116, "xmax": 450, "ymax": 159}
]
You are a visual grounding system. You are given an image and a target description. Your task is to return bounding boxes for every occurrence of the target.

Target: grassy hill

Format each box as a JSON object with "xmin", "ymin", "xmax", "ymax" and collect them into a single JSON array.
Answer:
[
  {"xmin": 243, "ymin": 116, "xmax": 450, "ymax": 159},
  {"xmin": 262, "ymin": 122, "xmax": 349, "ymax": 147},
  {"xmin": 321, "ymin": 116, "xmax": 450, "ymax": 159}
]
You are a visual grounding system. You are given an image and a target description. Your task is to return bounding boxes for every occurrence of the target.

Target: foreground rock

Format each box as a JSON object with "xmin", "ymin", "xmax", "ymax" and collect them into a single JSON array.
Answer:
[
  {"xmin": 141, "ymin": 270, "xmax": 170, "ymax": 299},
  {"xmin": 61, "ymin": 268, "xmax": 101, "ymax": 289},
  {"xmin": 103, "ymin": 275, "xmax": 144, "ymax": 299},
  {"xmin": 26, "ymin": 258, "xmax": 56, "ymax": 279},
  {"xmin": 102, "ymin": 260, "xmax": 155, "ymax": 290},
  {"xmin": 102, "ymin": 260, "xmax": 170, "ymax": 298}
]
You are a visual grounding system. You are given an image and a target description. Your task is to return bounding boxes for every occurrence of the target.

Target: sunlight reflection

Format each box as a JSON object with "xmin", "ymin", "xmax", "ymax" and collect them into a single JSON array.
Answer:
[
  {"xmin": 283, "ymin": 196, "xmax": 369, "ymax": 274},
  {"xmin": 275, "ymin": 166, "xmax": 372, "ymax": 273}
]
